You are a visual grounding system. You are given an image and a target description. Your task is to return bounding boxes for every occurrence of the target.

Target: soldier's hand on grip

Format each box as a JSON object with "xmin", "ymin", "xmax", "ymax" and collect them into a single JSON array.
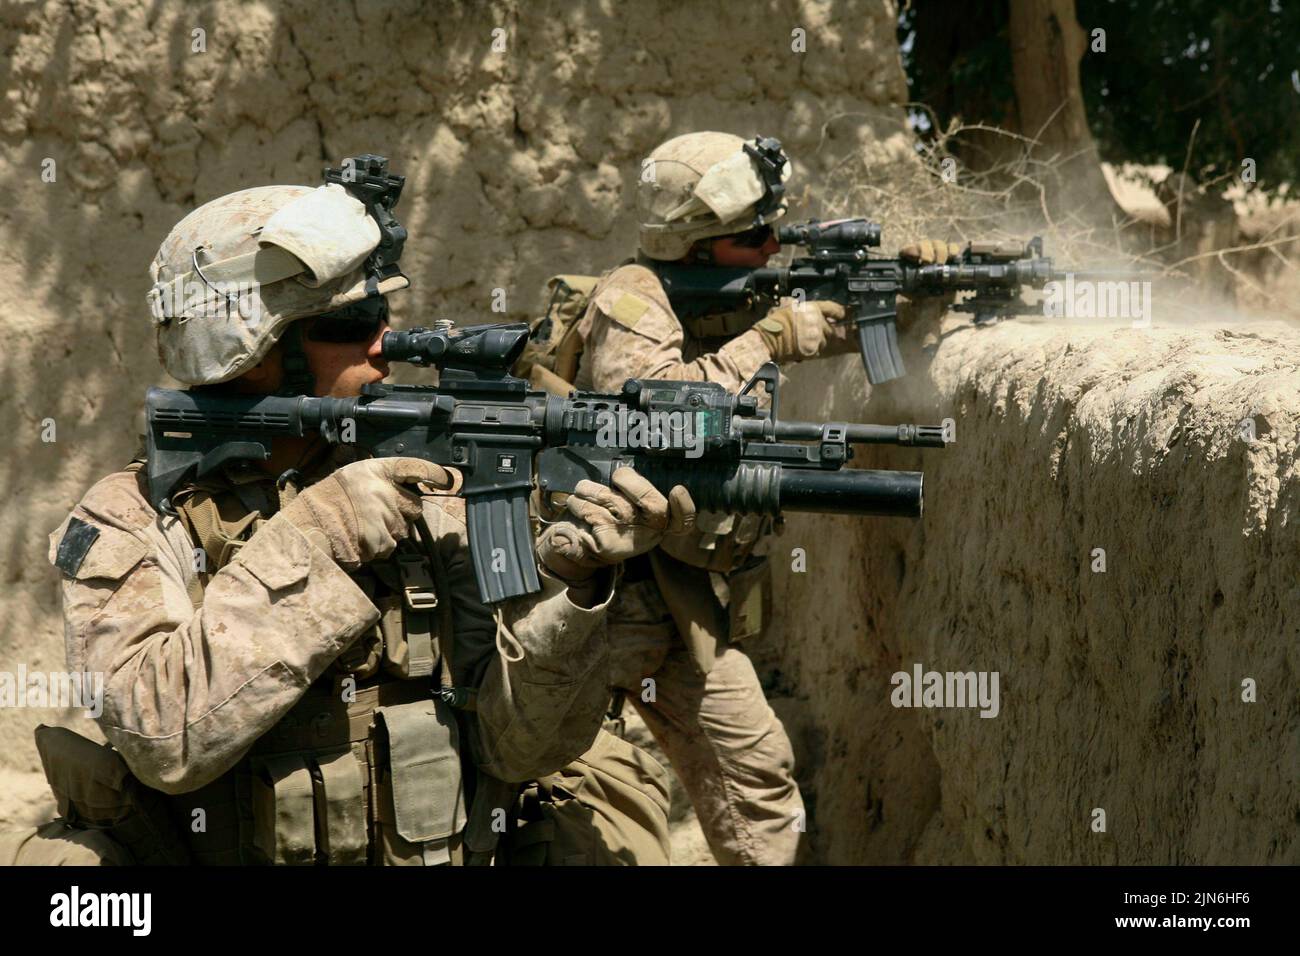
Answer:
[
  {"xmin": 754, "ymin": 299, "xmax": 846, "ymax": 362},
  {"xmin": 536, "ymin": 467, "xmax": 696, "ymax": 582},
  {"xmin": 899, "ymin": 238, "xmax": 963, "ymax": 265},
  {"xmin": 280, "ymin": 457, "xmax": 453, "ymax": 570}
]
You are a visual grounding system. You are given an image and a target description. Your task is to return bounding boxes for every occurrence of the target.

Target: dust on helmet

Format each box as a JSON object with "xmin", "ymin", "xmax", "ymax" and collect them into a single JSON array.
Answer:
[
  {"xmin": 637, "ymin": 132, "xmax": 792, "ymax": 261},
  {"xmin": 148, "ymin": 172, "xmax": 408, "ymax": 389}
]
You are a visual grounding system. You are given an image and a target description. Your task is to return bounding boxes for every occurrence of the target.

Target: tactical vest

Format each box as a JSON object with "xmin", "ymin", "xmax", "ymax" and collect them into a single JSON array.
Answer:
[
  {"xmin": 31, "ymin": 456, "xmax": 675, "ymax": 866},
  {"xmin": 148, "ymin": 458, "xmax": 508, "ymax": 865}
]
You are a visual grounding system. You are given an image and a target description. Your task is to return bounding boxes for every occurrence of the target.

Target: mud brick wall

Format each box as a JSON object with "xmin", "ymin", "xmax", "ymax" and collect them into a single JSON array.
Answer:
[
  {"xmin": 767, "ymin": 315, "xmax": 1299, "ymax": 864},
  {"xmin": 2, "ymin": 1, "xmax": 1289, "ymax": 865}
]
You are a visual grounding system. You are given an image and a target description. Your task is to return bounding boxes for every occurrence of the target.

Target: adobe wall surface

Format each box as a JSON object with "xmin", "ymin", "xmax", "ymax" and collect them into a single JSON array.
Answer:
[{"xmin": 766, "ymin": 312, "xmax": 1298, "ymax": 864}]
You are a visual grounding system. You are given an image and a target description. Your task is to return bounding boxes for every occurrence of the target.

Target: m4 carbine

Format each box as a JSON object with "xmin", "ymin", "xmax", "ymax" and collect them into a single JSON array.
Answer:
[
  {"xmin": 145, "ymin": 322, "xmax": 946, "ymax": 604},
  {"xmin": 653, "ymin": 218, "xmax": 1146, "ymax": 384}
]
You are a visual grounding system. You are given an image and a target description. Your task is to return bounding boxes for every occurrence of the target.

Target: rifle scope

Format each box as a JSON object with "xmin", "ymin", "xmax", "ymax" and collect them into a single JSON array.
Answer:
[
  {"xmin": 778, "ymin": 218, "xmax": 882, "ymax": 249},
  {"xmin": 382, "ymin": 323, "xmax": 529, "ymax": 370}
]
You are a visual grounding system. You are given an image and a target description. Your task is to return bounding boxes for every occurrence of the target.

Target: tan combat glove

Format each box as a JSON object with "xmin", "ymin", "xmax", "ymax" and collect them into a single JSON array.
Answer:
[
  {"xmin": 536, "ymin": 467, "xmax": 696, "ymax": 583},
  {"xmin": 753, "ymin": 299, "xmax": 847, "ymax": 363},
  {"xmin": 899, "ymin": 238, "xmax": 963, "ymax": 265},
  {"xmin": 280, "ymin": 457, "xmax": 453, "ymax": 570}
]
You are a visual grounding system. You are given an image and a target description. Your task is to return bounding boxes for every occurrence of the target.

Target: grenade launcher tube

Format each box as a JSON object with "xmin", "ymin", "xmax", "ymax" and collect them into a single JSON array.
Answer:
[{"xmin": 624, "ymin": 459, "xmax": 923, "ymax": 519}]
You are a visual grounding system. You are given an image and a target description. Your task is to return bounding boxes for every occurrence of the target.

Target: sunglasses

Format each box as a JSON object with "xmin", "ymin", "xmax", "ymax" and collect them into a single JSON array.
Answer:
[
  {"xmin": 305, "ymin": 297, "xmax": 389, "ymax": 343},
  {"xmin": 729, "ymin": 223, "xmax": 775, "ymax": 248}
]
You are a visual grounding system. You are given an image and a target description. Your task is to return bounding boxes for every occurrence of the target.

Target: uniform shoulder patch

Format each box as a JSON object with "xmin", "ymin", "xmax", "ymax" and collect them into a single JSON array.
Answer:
[
  {"xmin": 54, "ymin": 517, "xmax": 100, "ymax": 577},
  {"xmin": 593, "ymin": 264, "xmax": 673, "ymax": 329},
  {"xmin": 614, "ymin": 264, "xmax": 673, "ymax": 306},
  {"xmin": 607, "ymin": 293, "xmax": 650, "ymax": 329}
]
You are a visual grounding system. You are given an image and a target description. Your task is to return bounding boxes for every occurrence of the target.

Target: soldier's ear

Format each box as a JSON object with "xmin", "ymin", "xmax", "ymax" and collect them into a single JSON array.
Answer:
[{"xmin": 235, "ymin": 342, "xmax": 283, "ymax": 391}]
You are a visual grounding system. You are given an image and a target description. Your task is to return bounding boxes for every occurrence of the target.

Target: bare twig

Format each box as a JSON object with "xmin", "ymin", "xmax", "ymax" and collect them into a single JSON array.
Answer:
[
  {"xmin": 1166, "ymin": 233, "xmax": 1300, "ymax": 270},
  {"xmin": 1174, "ymin": 118, "xmax": 1201, "ymax": 244}
]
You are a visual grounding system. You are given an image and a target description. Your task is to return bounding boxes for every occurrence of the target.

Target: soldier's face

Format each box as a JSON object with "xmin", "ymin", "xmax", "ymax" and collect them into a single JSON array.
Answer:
[
  {"xmin": 236, "ymin": 317, "xmax": 392, "ymax": 397},
  {"xmin": 299, "ymin": 315, "xmax": 392, "ymax": 397},
  {"xmin": 709, "ymin": 229, "xmax": 781, "ymax": 267}
]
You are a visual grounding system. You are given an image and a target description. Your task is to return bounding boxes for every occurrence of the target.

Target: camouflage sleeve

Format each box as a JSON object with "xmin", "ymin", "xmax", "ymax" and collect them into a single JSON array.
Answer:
[
  {"xmin": 421, "ymin": 494, "xmax": 614, "ymax": 783},
  {"xmin": 472, "ymin": 567, "xmax": 615, "ymax": 782},
  {"xmin": 579, "ymin": 264, "xmax": 773, "ymax": 393},
  {"xmin": 48, "ymin": 470, "xmax": 379, "ymax": 795}
]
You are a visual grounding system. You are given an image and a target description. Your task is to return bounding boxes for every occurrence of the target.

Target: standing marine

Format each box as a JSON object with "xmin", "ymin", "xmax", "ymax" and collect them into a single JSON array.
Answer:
[{"xmin": 533, "ymin": 132, "xmax": 957, "ymax": 864}]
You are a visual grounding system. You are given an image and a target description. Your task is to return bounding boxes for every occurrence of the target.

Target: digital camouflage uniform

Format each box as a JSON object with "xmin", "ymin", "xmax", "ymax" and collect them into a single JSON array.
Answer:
[
  {"xmin": 575, "ymin": 263, "xmax": 804, "ymax": 866},
  {"xmin": 5, "ymin": 449, "xmax": 669, "ymax": 866},
  {"xmin": 1, "ymin": 167, "xmax": 673, "ymax": 866}
]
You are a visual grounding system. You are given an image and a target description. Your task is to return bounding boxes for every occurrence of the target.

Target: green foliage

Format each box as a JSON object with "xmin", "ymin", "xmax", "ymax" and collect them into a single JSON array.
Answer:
[
  {"xmin": 1077, "ymin": 0, "xmax": 1299, "ymax": 190},
  {"xmin": 899, "ymin": 0, "xmax": 1299, "ymax": 191}
]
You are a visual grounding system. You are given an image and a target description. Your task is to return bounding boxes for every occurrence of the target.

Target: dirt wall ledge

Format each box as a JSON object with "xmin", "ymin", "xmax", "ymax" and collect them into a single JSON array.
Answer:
[{"xmin": 770, "ymin": 313, "xmax": 1300, "ymax": 864}]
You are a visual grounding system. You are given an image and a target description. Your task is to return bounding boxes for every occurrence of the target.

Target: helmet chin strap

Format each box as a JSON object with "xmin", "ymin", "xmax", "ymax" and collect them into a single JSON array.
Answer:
[
  {"xmin": 688, "ymin": 241, "xmax": 716, "ymax": 265},
  {"xmin": 275, "ymin": 321, "xmax": 316, "ymax": 397}
]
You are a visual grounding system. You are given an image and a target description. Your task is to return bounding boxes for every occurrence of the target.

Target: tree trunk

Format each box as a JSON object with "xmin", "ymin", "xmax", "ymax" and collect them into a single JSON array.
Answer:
[{"xmin": 1008, "ymin": 0, "xmax": 1120, "ymax": 226}]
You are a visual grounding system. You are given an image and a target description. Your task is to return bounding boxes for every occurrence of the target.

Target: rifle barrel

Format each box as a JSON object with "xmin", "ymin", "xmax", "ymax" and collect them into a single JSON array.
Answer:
[{"xmin": 738, "ymin": 419, "xmax": 947, "ymax": 447}]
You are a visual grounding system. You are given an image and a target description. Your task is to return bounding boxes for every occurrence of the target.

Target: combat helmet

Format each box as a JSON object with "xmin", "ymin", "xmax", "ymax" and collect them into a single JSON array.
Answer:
[
  {"xmin": 637, "ymin": 132, "xmax": 792, "ymax": 261},
  {"xmin": 147, "ymin": 155, "xmax": 409, "ymax": 392}
]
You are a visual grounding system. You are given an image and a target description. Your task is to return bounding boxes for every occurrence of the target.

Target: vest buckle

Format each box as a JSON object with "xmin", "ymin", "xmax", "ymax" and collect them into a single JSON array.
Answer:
[{"xmin": 395, "ymin": 552, "xmax": 439, "ymax": 610}]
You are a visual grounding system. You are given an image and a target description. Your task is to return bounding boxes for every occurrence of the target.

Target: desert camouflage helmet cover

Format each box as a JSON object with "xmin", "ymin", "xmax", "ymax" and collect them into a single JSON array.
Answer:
[
  {"xmin": 148, "ymin": 183, "xmax": 409, "ymax": 385},
  {"xmin": 637, "ymin": 131, "xmax": 792, "ymax": 261}
]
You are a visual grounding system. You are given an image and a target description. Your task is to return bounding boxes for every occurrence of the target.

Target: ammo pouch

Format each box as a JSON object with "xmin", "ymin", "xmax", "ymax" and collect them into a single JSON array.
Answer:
[
  {"xmin": 243, "ymin": 683, "xmax": 467, "ymax": 867},
  {"xmin": 248, "ymin": 747, "xmax": 368, "ymax": 866},
  {"xmin": 373, "ymin": 697, "xmax": 467, "ymax": 865},
  {"xmin": 34, "ymin": 724, "xmax": 192, "ymax": 865}
]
